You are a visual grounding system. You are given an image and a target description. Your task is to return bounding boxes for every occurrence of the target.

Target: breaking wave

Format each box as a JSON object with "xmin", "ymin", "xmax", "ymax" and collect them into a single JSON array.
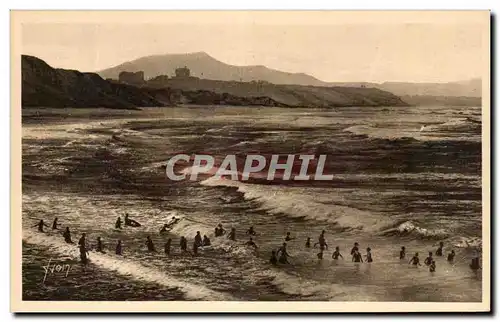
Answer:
[
  {"xmin": 343, "ymin": 117, "xmax": 481, "ymax": 142},
  {"xmin": 200, "ymin": 177, "xmax": 394, "ymax": 233},
  {"xmin": 23, "ymin": 231, "xmax": 235, "ymax": 300}
]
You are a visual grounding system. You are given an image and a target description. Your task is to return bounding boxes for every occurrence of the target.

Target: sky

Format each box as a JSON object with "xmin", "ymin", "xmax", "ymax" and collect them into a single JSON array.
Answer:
[{"xmin": 20, "ymin": 11, "xmax": 487, "ymax": 83}]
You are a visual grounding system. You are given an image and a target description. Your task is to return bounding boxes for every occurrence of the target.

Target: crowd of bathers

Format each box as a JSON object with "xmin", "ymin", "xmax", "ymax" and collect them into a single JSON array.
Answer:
[{"xmin": 31, "ymin": 216, "xmax": 482, "ymax": 272}]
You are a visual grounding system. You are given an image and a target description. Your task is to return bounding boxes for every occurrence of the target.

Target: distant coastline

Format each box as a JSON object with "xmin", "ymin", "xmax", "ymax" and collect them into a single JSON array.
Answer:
[{"xmin": 22, "ymin": 55, "xmax": 411, "ymax": 109}]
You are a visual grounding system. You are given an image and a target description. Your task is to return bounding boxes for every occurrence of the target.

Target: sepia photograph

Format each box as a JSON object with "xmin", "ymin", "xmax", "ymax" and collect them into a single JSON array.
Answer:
[{"xmin": 10, "ymin": 10, "xmax": 490, "ymax": 312}]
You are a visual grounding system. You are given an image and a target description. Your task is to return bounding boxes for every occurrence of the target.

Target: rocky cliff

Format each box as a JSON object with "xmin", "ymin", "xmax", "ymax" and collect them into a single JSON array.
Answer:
[{"xmin": 22, "ymin": 55, "xmax": 169, "ymax": 109}]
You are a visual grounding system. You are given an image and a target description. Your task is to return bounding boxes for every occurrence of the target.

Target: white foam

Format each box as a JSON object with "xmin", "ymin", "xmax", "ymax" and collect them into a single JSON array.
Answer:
[
  {"xmin": 23, "ymin": 231, "xmax": 235, "ymax": 300},
  {"xmin": 200, "ymin": 177, "xmax": 392, "ymax": 232}
]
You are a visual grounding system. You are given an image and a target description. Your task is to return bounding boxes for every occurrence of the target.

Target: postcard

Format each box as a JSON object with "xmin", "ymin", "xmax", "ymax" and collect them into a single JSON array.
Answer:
[{"xmin": 11, "ymin": 10, "xmax": 490, "ymax": 313}]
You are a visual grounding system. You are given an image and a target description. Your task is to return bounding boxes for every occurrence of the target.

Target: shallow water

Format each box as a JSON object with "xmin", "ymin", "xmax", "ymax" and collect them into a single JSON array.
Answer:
[{"xmin": 22, "ymin": 106, "xmax": 482, "ymax": 301}]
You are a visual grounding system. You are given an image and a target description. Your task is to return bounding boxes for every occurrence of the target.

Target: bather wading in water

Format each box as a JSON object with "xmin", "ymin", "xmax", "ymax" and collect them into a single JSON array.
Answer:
[
  {"xmin": 284, "ymin": 232, "xmax": 295, "ymax": 241},
  {"xmin": 79, "ymin": 243, "xmax": 89, "ymax": 265},
  {"xmin": 95, "ymin": 237, "xmax": 105, "ymax": 253},
  {"xmin": 270, "ymin": 250, "xmax": 278, "ymax": 265},
  {"xmin": 365, "ymin": 247, "xmax": 373, "ymax": 263},
  {"xmin": 145, "ymin": 236, "xmax": 156, "ymax": 252},
  {"xmin": 202, "ymin": 235, "xmax": 211, "ymax": 246},
  {"xmin": 194, "ymin": 231, "xmax": 202, "ymax": 247},
  {"xmin": 470, "ymin": 256, "xmax": 480, "ymax": 270},
  {"xmin": 436, "ymin": 242, "xmax": 444, "ymax": 256},
  {"xmin": 215, "ymin": 224, "xmax": 226, "ymax": 237},
  {"xmin": 227, "ymin": 228, "xmax": 236, "ymax": 241},
  {"xmin": 447, "ymin": 250, "xmax": 455, "ymax": 262},
  {"xmin": 429, "ymin": 260, "xmax": 436, "ymax": 272},
  {"xmin": 245, "ymin": 237, "xmax": 258, "ymax": 249},
  {"xmin": 313, "ymin": 230, "xmax": 328, "ymax": 250},
  {"xmin": 115, "ymin": 240, "xmax": 123, "ymax": 255},
  {"xmin": 124, "ymin": 214, "xmax": 141, "ymax": 227},
  {"xmin": 78, "ymin": 233, "xmax": 87, "ymax": 248},
  {"xmin": 192, "ymin": 241, "xmax": 199, "ymax": 256},
  {"xmin": 332, "ymin": 246, "xmax": 343, "ymax": 260},
  {"xmin": 424, "ymin": 251, "xmax": 433, "ymax": 266},
  {"xmin": 52, "ymin": 217, "xmax": 60, "ymax": 230},
  {"xmin": 62, "ymin": 227, "xmax": 73, "ymax": 244},
  {"xmin": 409, "ymin": 252, "xmax": 421, "ymax": 266},
  {"xmin": 33, "ymin": 219, "xmax": 50, "ymax": 233},
  {"xmin": 350, "ymin": 242, "xmax": 359, "ymax": 256},
  {"xmin": 164, "ymin": 238, "xmax": 172, "ymax": 255},
  {"xmin": 276, "ymin": 242, "xmax": 292, "ymax": 264},
  {"xmin": 115, "ymin": 217, "xmax": 122, "ymax": 229},
  {"xmin": 179, "ymin": 236, "xmax": 188, "ymax": 253},
  {"xmin": 161, "ymin": 217, "xmax": 179, "ymax": 234},
  {"xmin": 246, "ymin": 226, "xmax": 257, "ymax": 236},
  {"xmin": 352, "ymin": 249, "xmax": 363, "ymax": 263}
]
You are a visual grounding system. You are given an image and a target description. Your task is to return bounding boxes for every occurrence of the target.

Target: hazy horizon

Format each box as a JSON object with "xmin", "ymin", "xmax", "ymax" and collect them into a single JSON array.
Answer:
[{"xmin": 21, "ymin": 13, "xmax": 485, "ymax": 83}]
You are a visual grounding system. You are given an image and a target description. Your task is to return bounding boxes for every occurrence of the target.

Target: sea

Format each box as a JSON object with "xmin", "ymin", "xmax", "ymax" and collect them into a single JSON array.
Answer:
[{"xmin": 21, "ymin": 105, "xmax": 483, "ymax": 302}]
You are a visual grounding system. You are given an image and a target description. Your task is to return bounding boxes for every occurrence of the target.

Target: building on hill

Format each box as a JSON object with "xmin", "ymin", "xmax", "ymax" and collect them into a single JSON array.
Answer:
[
  {"xmin": 118, "ymin": 71, "xmax": 145, "ymax": 85},
  {"xmin": 175, "ymin": 66, "xmax": 191, "ymax": 78},
  {"xmin": 148, "ymin": 75, "xmax": 170, "ymax": 85}
]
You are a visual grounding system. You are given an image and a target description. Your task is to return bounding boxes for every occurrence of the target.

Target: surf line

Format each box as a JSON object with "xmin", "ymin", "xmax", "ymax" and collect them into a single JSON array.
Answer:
[
  {"xmin": 165, "ymin": 154, "xmax": 335, "ymax": 181},
  {"xmin": 23, "ymin": 232, "xmax": 236, "ymax": 301}
]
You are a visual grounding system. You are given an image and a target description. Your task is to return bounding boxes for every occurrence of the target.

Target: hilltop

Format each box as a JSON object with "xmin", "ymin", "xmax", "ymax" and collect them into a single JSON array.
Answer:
[{"xmin": 98, "ymin": 52, "xmax": 327, "ymax": 86}]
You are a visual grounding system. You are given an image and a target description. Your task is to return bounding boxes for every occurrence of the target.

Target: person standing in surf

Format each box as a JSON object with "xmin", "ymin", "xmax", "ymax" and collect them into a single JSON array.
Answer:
[
  {"xmin": 314, "ymin": 230, "xmax": 328, "ymax": 250},
  {"xmin": 192, "ymin": 240, "xmax": 199, "ymax": 256},
  {"xmin": 51, "ymin": 217, "xmax": 60, "ymax": 230},
  {"xmin": 350, "ymin": 242, "xmax": 360, "ymax": 256},
  {"xmin": 285, "ymin": 232, "xmax": 295, "ymax": 242},
  {"xmin": 95, "ymin": 237, "xmax": 104, "ymax": 253},
  {"xmin": 399, "ymin": 246, "xmax": 406, "ymax": 260},
  {"xmin": 164, "ymin": 238, "xmax": 172, "ymax": 255},
  {"xmin": 179, "ymin": 236, "xmax": 188, "ymax": 253},
  {"xmin": 194, "ymin": 231, "xmax": 203, "ymax": 247},
  {"xmin": 424, "ymin": 251, "xmax": 433, "ymax": 266},
  {"xmin": 429, "ymin": 260, "xmax": 436, "ymax": 272},
  {"xmin": 115, "ymin": 240, "xmax": 123, "ymax": 255},
  {"xmin": 62, "ymin": 227, "xmax": 73, "ymax": 244},
  {"xmin": 146, "ymin": 236, "xmax": 156, "ymax": 252},
  {"xmin": 215, "ymin": 223, "xmax": 225, "ymax": 237},
  {"xmin": 246, "ymin": 226, "xmax": 257, "ymax": 236},
  {"xmin": 447, "ymin": 250, "xmax": 456, "ymax": 262},
  {"xmin": 245, "ymin": 237, "xmax": 258, "ymax": 249},
  {"xmin": 332, "ymin": 246, "xmax": 343, "ymax": 260},
  {"xmin": 33, "ymin": 219, "xmax": 49, "ymax": 233},
  {"xmin": 305, "ymin": 237, "xmax": 311, "ymax": 248},
  {"xmin": 277, "ymin": 242, "xmax": 292, "ymax": 264},
  {"xmin": 352, "ymin": 249, "xmax": 363, "ymax": 263},
  {"xmin": 436, "ymin": 242, "xmax": 444, "ymax": 256},
  {"xmin": 115, "ymin": 216, "xmax": 122, "ymax": 230},
  {"xmin": 365, "ymin": 247, "xmax": 373, "ymax": 263},
  {"xmin": 270, "ymin": 250, "xmax": 278, "ymax": 265},
  {"xmin": 78, "ymin": 233, "xmax": 87, "ymax": 248},
  {"xmin": 228, "ymin": 228, "xmax": 236, "ymax": 241},
  {"xmin": 409, "ymin": 252, "xmax": 421, "ymax": 266},
  {"xmin": 79, "ymin": 242, "xmax": 89, "ymax": 265},
  {"xmin": 202, "ymin": 235, "xmax": 211, "ymax": 246},
  {"xmin": 470, "ymin": 255, "xmax": 481, "ymax": 270}
]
